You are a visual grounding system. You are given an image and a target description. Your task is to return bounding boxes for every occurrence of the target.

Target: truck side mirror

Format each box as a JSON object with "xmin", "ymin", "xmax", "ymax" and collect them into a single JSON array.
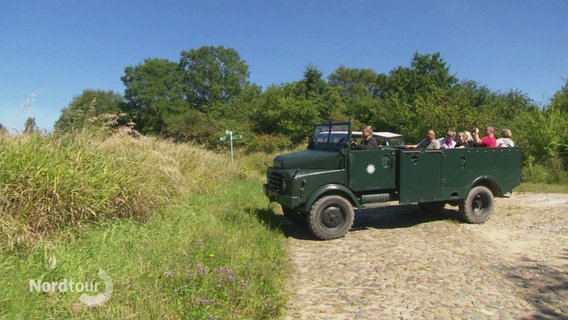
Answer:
[{"xmin": 308, "ymin": 135, "xmax": 318, "ymax": 150}]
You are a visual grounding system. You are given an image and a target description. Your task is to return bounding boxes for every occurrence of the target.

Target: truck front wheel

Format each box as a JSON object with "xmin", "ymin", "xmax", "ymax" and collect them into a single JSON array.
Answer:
[
  {"xmin": 308, "ymin": 195, "xmax": 354, "ymax": 240},
  {"xmin": 459, "ymin": 186, "xmax": 494, "ymax": 223}
]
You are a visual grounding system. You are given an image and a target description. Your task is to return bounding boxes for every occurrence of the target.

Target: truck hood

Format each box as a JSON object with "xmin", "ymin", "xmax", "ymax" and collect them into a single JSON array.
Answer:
[{"xmin": 272, "ymin": 150, "xmax": 343, "ymax": 170}]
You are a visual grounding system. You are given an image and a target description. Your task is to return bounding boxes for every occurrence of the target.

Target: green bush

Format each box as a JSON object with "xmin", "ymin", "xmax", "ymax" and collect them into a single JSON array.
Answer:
[
  {"xmin": 522, "ymin": 156, "xmax": 568, "ymax": 184},
  {"xmin": 246, "ymin": 134, "xmax": 294, "ymax": 153}
]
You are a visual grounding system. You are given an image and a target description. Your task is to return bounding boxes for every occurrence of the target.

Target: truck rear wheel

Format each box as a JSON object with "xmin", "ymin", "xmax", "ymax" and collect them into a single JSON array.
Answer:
[
  {"xmin": 460, "ymin": 186, "xmax": 494, "ymax": 223},
  {"xmin": 308, "ymin": 195, "xmax": 354, "ymax": 240},
  {"xmin": 282, "ymin": 208, "xmax": 307, "ymax": 225}
]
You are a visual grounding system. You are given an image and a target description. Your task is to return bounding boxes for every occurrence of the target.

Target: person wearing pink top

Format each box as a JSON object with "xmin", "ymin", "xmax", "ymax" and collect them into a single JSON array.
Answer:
[
  {"xmin": 438, "ymin": 130, "xmax": 456, "ymax": 149},
  {"xmin": 472, "ymin": 126, "xmax": 497, "ymax": 148}
]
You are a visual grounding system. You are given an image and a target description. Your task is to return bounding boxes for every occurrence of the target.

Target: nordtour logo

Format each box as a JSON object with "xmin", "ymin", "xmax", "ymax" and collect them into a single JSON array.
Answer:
[{"xmin": 29, "ymin": 269, "xmax": 113, "ymax": 307}]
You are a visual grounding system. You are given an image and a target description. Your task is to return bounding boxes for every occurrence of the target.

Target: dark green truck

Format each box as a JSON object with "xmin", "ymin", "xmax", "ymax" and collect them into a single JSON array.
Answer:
[{"xmin": 264, "ymin": 122, "xmax": 522, "ymax": 240}]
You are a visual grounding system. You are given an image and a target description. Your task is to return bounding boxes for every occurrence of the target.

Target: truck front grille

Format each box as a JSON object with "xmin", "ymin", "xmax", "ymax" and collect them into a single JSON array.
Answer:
[{"xmin": 268, "ymin": 172, "xmax": 283, "ymax": 192}]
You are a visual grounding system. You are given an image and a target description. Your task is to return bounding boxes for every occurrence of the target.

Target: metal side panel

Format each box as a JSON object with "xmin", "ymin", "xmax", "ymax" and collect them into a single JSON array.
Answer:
[
  {"xmin": 398, "ymin": 150, "xmax": 442, "ymax": 204},
  {"xmin": 348, "ymin": 149, "xmax": 397, "ymax": 192}
]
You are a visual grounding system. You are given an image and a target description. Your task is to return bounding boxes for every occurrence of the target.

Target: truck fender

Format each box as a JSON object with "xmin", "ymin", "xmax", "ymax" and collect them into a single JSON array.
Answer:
[
  {"xmin": 303, "ymin": 184, "xmax": 361, "ymax": 213},
  {"xmin": 469, "ymin": 175, "xmax": 503, "ymax": 197}
]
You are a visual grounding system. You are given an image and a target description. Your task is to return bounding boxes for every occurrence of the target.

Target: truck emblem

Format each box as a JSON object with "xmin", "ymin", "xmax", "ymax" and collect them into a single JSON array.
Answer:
[{"xmin": 366, "ymin": 164, "xmax": 376, "ymax": 175}]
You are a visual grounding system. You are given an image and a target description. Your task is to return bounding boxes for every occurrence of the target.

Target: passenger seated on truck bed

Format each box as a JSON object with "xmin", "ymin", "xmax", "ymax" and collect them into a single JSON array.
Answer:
[
  {"xmin": 351, "ymin": 126, "xmax": 378, "ymax": 150},
  {"xmin": 438, "ymin": 130, "xmax": 456, "ymax": 149},
  {"xmin": 455, "ymin": 132, "xmax": 472, "ymax": 148},
  {"xmin": 404, "ymin": 130, "xmax": 441, "ymax": 149},
  {"xmin": 496, "ymin": 128, "xmax": 515, "ymax": 147},
  {"xmin": 472, "ymin": 126, "xmax": 497, "ymax": 148}
]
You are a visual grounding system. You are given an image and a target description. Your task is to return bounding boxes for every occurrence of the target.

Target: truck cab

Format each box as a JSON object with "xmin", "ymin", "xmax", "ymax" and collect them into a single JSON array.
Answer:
[{"xmin": 264, "ymin": 122, "xmax": 522, "ymax": 240}]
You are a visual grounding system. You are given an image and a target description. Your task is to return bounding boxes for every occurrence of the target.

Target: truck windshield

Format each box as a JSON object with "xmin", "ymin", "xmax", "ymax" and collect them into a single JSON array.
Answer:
[{"xmin": 310, "ymin": 123, "xmax": 350, "ymax": 150}]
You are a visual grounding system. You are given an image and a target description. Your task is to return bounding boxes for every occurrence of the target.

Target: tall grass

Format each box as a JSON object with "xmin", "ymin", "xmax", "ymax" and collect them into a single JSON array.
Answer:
[
  {"xmin": 0, "ymin": 132, "xmax": 236, "ymax": 251},
  {"xmin": 0, "ymin": 131, "xmax": 286, "ymax": 319}
]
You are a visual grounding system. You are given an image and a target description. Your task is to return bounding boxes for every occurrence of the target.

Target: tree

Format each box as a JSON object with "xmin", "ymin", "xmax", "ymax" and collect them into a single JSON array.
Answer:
[
  {"xmin": 378, "ymin": 52, "xmax": 462, "ymax": 141},
  {"xmin": 549, "ymin": 79, "xmax": 568, "ymax": 114},
  {"xmin": 297, "ymin": 65, "xmax": 328, "ymax": 99},
  {"xmin": 253, "ymin": 83, "xmax": 323, "ymax": 144},
  {"xmin": 179, "ymin": 46, "xmax": 250, "ymax": 112},
  {"xmin": 516, "ymin": 80, "xmax": 568, "ymax": 165},
  {"xmin": 24, "ymin": 117, "xmax": 37, "ymax": 134},
  {"xmin": 384, "ymin": 52, "xmax": 457, "ymax": 102},
  {"xmin": 328, "ymin": 66, "xmax": 385, "ymax": 98},
  {"xmin": 327, "ymin": 66, "xmax": 387, "ymax": 126},
  {"xmin": 55, "ymin": 90, "xmax": 126, "ymax": 133},
  {"xmin": 121, "ymin": 58, "xmax": 185, "ymax": 134},
  {"xmin": 120, "ymin": 46, "xmax": 255, "ymax": 142},
  {"xmin": 0, "ymin": 123, "xmax": 7, "ymax": 135}
]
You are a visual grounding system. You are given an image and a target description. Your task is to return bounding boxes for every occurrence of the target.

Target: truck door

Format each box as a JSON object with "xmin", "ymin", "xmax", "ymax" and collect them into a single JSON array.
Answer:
[
  {"xmin": 399, "ymin": 150, "xmax": 442, "ymax": 204},
  {"xmin": 348, "ymin": 149, "xmax": 397, "ymax": 192},
  {"xmin": 440, "ymin": 149, "xmax": 469, "ymax": 199}
]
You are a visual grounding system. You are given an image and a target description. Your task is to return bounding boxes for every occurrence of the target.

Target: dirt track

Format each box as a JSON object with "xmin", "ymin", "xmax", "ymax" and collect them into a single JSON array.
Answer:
[{"xmin": 282, "ymin": 192, "xmax": 568, "ymax": 320}]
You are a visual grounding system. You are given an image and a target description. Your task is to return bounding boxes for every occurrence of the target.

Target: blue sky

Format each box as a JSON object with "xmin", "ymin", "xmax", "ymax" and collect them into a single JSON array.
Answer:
[{"xmin": 1, "ymin": 0, "xmax": 567, "ymax": 132}]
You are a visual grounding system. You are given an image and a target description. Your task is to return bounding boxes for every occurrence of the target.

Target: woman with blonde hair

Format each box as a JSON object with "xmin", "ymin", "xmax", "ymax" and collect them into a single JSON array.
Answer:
[
  {"xmin": 496, "ymin": 128, "xmax": 515, "ymax": 147},
  {"xmin": 455, "ymin": 131, "xmax": 470, "ymax": 148},
  {"xmin": 456, "ymin": 131, "xmax": 475, "ymax": 148}
]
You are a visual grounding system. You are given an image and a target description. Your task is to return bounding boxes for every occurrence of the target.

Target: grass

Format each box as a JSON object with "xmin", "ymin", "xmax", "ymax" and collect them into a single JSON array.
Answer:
[
  {"xmin": 0, "ymin": 132, "xmax": 237, "ymax": 251},
  {"xmin": 515, "ymin": 182, "xmax": 568, "ymax": 193},
  {"xmin": 0, "ymin": 179, "xmax": 286, "ymax": 319},
  {"xmin": 0, "ymin": 132, "xmax": 286, "ymax": 319}
]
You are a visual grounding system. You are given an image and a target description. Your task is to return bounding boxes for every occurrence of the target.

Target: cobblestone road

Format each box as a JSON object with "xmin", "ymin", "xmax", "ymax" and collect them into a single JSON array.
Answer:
[{"xmin": 282, "ymin": 193, "xmax": 568, "ymax": 320}]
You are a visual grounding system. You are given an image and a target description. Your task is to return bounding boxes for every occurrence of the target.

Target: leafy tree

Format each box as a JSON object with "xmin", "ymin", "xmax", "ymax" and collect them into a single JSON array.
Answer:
[
  {"xmin": 0, "ymin": 123, "xmax": 7, "ymax": 135},
  {"xmin": 55, "ymin": 90, "xmax": 126, "ymax": 133},
  {"xmin": 24, "ymin": 117, "xmax": 37, "ymax": 134},
  {"xmin": 297, "ymin": 65, "xmax": 328, "ymax": 98},
  {"xmin": 378, "ymin": 52, "xmax": 463, "ymax": 141},
  {"xmin": 549, "ymin": 79, "xmax": 568, "ymax": 114},
  {"xmin": 329, "ymin": 66, "xmax": 385, "ymax": 98},
  {"xmin": 121, "ymin": 58, "xmax": 185, "ymax": 134},
  {"xmin": 297, "ymin": 66, "xmax": 340, "ymax": 121},
  {"xmin": 253, "ymin": 83, "xmax": 321, "ymax": 144},
  {"xmin": 120, "ymin": 46, "xmax": 255, "ymax": 142},
  {"xmin": 549, "ymin": 80, "xmax": 568, "ymax": 160},
  {"xmin": 328, "ymin": 66, "xmax": 386, "ymax": 126},
  {"xmin": 517, "ymin": 80, "xmax": 568, "ymax": 165},
  {"xmin": 179, "ymin": 46, "xmax": 250, "ymax": 112}
]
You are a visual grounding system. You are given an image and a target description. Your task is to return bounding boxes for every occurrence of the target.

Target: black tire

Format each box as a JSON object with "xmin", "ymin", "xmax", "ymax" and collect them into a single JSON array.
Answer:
[
  {"xmin": 282, "ymin": 208, "xmax": 307, "ymax": 225},
  {"xmin": 459, "ymin": 186, "xmax": 494, "ymax": 223},
  {"xmin": 308, "ymin": 195, "xmax": 354, "ymax": 240},
  {"xmin": 418, "ymin": 201, "xmax": 445, "ymax": 214}
]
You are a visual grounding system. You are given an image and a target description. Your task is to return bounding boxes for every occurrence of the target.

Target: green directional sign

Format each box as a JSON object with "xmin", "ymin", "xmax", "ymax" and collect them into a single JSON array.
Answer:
[{"xmin": 219, "ymin": 129, "xmax": 242, "ymax": 163}]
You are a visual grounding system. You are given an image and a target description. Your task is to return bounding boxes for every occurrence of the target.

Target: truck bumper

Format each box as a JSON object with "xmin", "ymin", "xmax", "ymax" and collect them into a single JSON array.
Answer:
[{"xmin": 263, "ymin": 184, "xmax": 301, "ymax": 209}]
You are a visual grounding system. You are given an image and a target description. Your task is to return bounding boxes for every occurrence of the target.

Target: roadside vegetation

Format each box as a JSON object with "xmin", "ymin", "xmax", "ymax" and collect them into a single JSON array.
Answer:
[{"xmin": 0, "ymin": 131, "xmax": 286, "ymax": 319}]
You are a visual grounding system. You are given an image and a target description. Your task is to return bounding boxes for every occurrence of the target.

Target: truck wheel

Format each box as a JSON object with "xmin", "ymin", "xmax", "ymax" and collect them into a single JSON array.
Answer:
[
  {"xmin": 282, "ymin": 208, "xmax": 307, "ymax": 225},
  {"xmin": 459, "ymin": 186, "xmax": 494, "ymax": 223},
  {"xmin": 308, "ymin": 195, "xmax": 354, "ymax": 240},
  {"xmin": 418, "ymin": 201, "xmax": 445, "ymax": 214}
]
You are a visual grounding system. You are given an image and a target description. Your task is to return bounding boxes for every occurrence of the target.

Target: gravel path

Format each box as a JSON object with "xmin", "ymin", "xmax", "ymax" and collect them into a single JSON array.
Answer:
[{"xmin": 282, "ymin": 192, "xmax": 568, "ymax": 320}]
